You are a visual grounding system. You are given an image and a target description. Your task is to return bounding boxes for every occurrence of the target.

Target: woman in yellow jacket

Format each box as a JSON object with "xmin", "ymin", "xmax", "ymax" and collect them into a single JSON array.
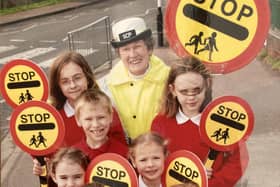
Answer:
[{"xmin": 99, "ymin": 17, "xmax": 170, "ymax": 143}]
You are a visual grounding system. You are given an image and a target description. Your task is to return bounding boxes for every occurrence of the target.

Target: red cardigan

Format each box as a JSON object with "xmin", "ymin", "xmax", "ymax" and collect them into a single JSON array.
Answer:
[{"xmin": 151, "ymin": 114, "xmax": 249, "ymax": 187}]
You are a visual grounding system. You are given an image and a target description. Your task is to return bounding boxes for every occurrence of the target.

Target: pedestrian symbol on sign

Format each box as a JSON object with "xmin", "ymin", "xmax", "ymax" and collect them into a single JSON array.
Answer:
[
  {"xmin": 211, "ymin": 128, "xmax": 230, "ymax": 144},
  {"xmin": 19, "ymin": 89, "xmax": 34, "ymax": 104},
  {"xmin": 186, "ymin": 31, "xmax": 219, "ymax": 61}
]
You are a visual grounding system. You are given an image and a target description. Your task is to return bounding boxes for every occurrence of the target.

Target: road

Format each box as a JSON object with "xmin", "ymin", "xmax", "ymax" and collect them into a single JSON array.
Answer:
[
  {"xmin": 1, "ymin": 0, "xmax": 280, "ymax": 186},
  {"xmin": 0, "ymin": 0, "xmax": 167, "ymax": 70},
  {"xmin": 0, "ymin": 0, "xmax": 167, "ymax": 140}
]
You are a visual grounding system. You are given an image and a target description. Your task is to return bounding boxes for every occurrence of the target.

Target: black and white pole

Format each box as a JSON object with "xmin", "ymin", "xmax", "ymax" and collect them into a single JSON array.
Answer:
[{"xmin": 157, "ymin": 0, "xmax": 164, "ymax": 47}]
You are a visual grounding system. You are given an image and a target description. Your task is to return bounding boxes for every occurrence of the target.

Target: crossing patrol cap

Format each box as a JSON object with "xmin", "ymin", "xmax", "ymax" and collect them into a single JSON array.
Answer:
[{"xmin": 111, "ymin": 17, "xmax": 152, "ymax": 48}]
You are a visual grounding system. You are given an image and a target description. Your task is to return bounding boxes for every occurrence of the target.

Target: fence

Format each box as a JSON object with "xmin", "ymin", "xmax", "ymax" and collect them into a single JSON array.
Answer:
[{"xmin": 67, "ymin": 16, "xmax": 112, "ymax": 74}]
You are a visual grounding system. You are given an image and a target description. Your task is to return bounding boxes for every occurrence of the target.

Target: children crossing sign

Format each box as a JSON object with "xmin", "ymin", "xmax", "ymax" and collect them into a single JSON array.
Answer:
[
  {"xmin": 10, "ymin": 101, "xmax": 65, "ymax": 156},
  {"xmin": 200, "ymin": 96, "xmax": 254, "ymax": 152},
  {"xmin": 0, "ymin": 59, "xmax": 48, "ymax": 108},
  {"xmin": 165, "ymin": 0, "xmax": 270, "ymax": 74},
  {"xmin": 164, "ymin": 150, "xmax": 208, "ymax": 187},
  {"xmin": 86, "ymin": 153, "xmax": 138, "ymax": 187}
]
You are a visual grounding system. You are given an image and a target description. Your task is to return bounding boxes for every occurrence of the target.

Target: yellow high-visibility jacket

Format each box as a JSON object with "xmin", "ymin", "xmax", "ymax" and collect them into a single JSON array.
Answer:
[{"xmin": 101, "ymin": 55, "xmax": 170, "ymax": 139}]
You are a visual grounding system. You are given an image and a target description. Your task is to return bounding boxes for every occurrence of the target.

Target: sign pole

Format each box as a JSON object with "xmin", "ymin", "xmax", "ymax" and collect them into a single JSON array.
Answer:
[
  {"xmin": 9, "ymin": 101, "xmax": 65, "ymax": 187},
  {"xmin": 157, "ymin": 0, "xmax": 163, "ymax": 47},
  {"xmin": 204, "ymin": 148, "xmax": 219, "ymax": 169},
  {"xmin": 36, "ymin": 156, "xmax": 48, "ymax": 187}
]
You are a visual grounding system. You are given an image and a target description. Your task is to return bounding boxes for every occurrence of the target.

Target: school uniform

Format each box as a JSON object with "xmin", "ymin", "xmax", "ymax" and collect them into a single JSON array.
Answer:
[
  {"xmin": 151, "ymin": 109, "xmax": 249, "ymax": 187},
  {"xmin": 59, "ymin": 100, "xmax": 127, "ymax": 146},
  {"xmin": 59, "ymin": 101, "xmax": 85, "ymax": 146},
  {"xmin": 74, "ymin": 137, "xmax": 128, "ymax": 160},
  {"xmin": 100, "ymin": 55, "xmax": 170, "ymax": 139}
]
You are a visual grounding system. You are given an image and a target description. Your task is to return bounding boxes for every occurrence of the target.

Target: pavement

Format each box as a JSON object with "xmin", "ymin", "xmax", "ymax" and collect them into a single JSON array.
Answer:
[{"xmin": 1, "ymin": 1, "xmax": 280, "ymax": 187}]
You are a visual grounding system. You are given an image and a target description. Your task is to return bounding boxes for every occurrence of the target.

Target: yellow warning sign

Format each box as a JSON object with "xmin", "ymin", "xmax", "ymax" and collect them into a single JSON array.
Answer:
[
  {"xmin": 10, "ymin": 101, "xmax": 64, "ymax": 156},
  {"xmin": 205, "ymin": 101, "xmax": 249, "ymax": 146},
  {"xmin": 200, "ymin": 96, "xmax": 254, "ymax": 151},
  {"xmin": 15, "ymin": 106, "xmax": 58, "ymax": 150},
  {"xmin": 86, "ymin": 153, "xmax": 138, "ymax": 187},
  {"xmin": 0, "ymin": 59, "xmax": 48, "ymax": 108},
  {"xmin": 165, "ymin": 0, "xmax": 270, "ymax": 73},
  {"xmin": 89, "ymin": 161, "xmax": 130, "ymax": 185},
  {"xmin": 164, "ymin": 150, "xmax": 207, "ymax": 187},
  {"xmin": 176, "ymin": 0, "xmax": 257, "ymax": 63}
]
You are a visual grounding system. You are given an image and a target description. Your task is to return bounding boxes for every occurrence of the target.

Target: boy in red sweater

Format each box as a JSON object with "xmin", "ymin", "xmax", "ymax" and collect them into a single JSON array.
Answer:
[
  {"xmin": 151, "ymin": 57, "xmax": 248, "ymax": 187},
  {"xmin": 73, "ymin": 88, "xmax": 128, "ymax": 160}
]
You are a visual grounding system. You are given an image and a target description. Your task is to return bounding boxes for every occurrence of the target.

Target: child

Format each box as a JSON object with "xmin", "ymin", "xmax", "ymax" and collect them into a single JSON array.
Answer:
[
  {"xmin": 151, "ymin": 57, "xmax": 249, "ymax": 187},
  {"xmin": 33, "ymin": 51, "xmax": 126, "ymax": 176},
  {"xmin": 49, "ymin": 51, "xmax": 126, "ymax": 146},
  {"xmin": 128, "ymin": 131, "xmax": 168, "ymax": 187},
  {"xmin": 73, "ymin": 88, "xmax": 128, "ymax": 160},
  {"xmin": 49, "ymin": 147, "xmax": 89, "ymax": 187}
]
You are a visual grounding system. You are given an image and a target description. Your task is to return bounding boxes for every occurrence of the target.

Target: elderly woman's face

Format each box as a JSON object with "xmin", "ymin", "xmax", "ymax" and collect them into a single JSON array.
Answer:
[{"xmin": 118, "ymin": 40, "xmax": 152, "ymax": 76}]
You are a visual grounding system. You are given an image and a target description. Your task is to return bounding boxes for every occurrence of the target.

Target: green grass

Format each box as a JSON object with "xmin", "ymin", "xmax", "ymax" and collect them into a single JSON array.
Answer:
[
  {"xmin": 257, "ymin": 48, "xmax": 280, "ymax": 71},
  {"xmin": 0, "ymin": 0, "xmax": 70, "ymax": 16}
]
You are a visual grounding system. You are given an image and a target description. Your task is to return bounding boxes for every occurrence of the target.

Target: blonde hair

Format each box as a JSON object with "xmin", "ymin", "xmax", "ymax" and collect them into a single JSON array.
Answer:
[
  {"xmin": 129, "ymin": 131, "xmax": 168, "ymax": 160},
  {"xmin": 74, "ymin": 88, "xmax": 113, "ymax": 120}
]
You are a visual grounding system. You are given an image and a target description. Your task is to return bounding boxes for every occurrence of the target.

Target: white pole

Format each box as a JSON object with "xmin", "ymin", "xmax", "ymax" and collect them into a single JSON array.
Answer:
[{"xmin": 157, "ymin": 0, "xmax": 162, "ymax": 8}]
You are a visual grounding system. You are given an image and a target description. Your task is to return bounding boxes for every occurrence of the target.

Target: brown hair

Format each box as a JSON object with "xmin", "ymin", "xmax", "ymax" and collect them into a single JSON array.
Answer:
[
  {"xmin": 160, "ymin": 57, "xmax": 212, "ymax": 118},
  {"xmin": 49, "ymin": 51, "xmax": 99, "ymax": 109},
  {"xmin": 129, "ymin": 131, "xmax": 168, "ymax": 160},
  {"xmin": 74, "ymin": 88, "xmax": 113, "ymax": 121},
  {"xmin": 49, "ymin": 147, "xmax": 89, "ymax": 176}
]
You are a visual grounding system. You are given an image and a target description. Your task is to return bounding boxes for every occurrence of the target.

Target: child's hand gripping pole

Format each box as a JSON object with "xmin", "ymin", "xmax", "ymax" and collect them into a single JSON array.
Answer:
[{"xmin": 36, "ymin": 156, "xmax": 48, "ymax": 187}]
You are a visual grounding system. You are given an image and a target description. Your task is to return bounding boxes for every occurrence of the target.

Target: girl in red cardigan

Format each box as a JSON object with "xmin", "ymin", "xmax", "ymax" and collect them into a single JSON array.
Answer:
[{"xmin": 151, "ymin": 57, "xmax": 248, "ymax": 187}]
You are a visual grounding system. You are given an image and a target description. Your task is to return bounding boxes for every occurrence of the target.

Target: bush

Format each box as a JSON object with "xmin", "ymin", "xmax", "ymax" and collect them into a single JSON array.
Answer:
[{"xmin": 257, "ymin": 48, "xmax": 280, "ymax": 71}]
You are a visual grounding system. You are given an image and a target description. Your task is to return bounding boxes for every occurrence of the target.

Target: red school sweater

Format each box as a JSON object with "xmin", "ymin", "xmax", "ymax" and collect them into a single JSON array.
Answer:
[
  {"xmin": 74, "ymin": 137, "xmax": 128, "ymax": 160},
  {"xmin": 151, "ymin": 114, "xmax": 249, "ymax": 187}
]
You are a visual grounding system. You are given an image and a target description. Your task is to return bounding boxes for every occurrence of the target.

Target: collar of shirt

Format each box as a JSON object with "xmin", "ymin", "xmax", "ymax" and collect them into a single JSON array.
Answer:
[
  {"xmin": 176, "ymin": 108, "xmax": 201, "ymax": 126},
  {"xmin": 64, "ymin": 100, "xmax": 75, "ymax": 118},
  {"xmin": 138, "ymin": 175, "xmax": 162, "ymax": 187}
]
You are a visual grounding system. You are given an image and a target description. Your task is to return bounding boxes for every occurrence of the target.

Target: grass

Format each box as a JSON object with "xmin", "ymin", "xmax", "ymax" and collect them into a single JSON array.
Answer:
[
  {"xmin": 0, "ymin": 0, "xmax": 70, "ymax": 16},
  {"xmin": 257, "ymin": 48, "xmax": 280, "ymax": 71}
]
